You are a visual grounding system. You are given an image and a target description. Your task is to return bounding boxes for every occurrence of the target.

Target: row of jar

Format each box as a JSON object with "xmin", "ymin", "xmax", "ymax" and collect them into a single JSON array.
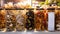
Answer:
[{"xmin": 0, "ymin": 9, "xmax": 60, "ymax": 32}]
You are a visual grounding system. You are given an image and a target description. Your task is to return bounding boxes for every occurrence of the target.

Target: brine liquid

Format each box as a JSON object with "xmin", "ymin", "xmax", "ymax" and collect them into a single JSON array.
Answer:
[
  {"xmin": 0, "ymin": 10, "xmax": 6, "ymax": 31},
  {"xmin": 25, "ymin": 10, "xmax": 34, "ymax": 31},
  {"xmin": 34, "ymin": 10, "xmax": 48, "ymax": 31}
]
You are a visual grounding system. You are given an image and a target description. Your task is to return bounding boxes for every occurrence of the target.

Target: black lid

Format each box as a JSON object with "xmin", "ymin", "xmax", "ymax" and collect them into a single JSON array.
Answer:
[
  {"xmin": 5, "ymin": 8, "xmax": 24, "ymax": 10},
  {"xmin": 56, "ymin": 8, "xmax": 60, "ymax": 10},
  {"xmin": 47, "ymin": 8, "xmax": 55, "ymax": 10},
  {"xmin": 26, "ymin": 8, "xmax": 34, "ymax": 10},
  {"xmin": 4, "ymin": 8, "xmax": 34, "ymax": 10},
  {"xmin": 36, "ymin": 8, "xmax": 44, "ymax": 10}
]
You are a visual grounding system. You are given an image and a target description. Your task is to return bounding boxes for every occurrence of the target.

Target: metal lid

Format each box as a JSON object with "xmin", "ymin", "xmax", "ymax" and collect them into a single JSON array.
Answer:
[
  {"xmin": 36, "ymin": 8, "xmax": 44, "ymax": 10},
  {"xmin": 47, "ymin": 8, "xmax": 55, "ymax": 10},
  {"xmin": 56, "ymin": 8, "xmax": 60, "ymax": 10}
]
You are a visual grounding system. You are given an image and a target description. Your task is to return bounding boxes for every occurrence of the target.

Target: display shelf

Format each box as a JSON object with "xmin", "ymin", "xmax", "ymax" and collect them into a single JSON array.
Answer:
[
  {"xmin": 0, "ymin": 8, "xmax": 56, "ymax": 10},
  {"xmin": 0, "ymin": 32, "xmax": 60, "ymax": 34},
  {"xmin": 0, "ymin": 8, "xmax": 60, "ymax": 10}
]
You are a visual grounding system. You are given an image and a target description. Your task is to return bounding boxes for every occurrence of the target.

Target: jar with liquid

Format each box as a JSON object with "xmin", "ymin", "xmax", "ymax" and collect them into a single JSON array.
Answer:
[
  {"xmin": 34, "ymin": 8, "xmax": 48, "ymax": 31},
  {"xmin": 6, "ymin": 10, "xmax": 17, "ymax": 31},
  {"xmin": 55, "ymin": 8, "xmax": 60, "ymax": 31},
  {"xmin": 47, "ymin": 8, "xmax": 55, "ymax": 31},
  {"xmin": 0, "ymin": 10, "xmax": 7, "ymax": 32},
  {"xmin": 16, "ymin": 10, "xmax": 25, "ymax": 31},
  {"xmin": 25, "ymin": 10, "xmax": 34, "ymax": 31}
]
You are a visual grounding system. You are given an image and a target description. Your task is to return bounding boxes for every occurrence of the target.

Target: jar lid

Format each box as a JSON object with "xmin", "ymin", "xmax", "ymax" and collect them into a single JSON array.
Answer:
[
  {"xmin": 26, "ymin": 8, "xmax": 34, "ymax": 10},
  {"xmin": 56, "ymin": 8, "xmax": 60, "ymax": 10},
  {"xmin": 36, "ymin": 8, "xmax": 44, "ymax": 10},
  {"xmin": 47, "ymin": 8, "xmax": 55, "ymax": 10}
]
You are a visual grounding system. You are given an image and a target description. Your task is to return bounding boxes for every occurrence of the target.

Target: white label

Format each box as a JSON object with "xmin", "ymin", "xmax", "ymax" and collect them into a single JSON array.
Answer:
[{"xmin": 48, "ymin": 12, "xmax": 55, "ymax": 31}]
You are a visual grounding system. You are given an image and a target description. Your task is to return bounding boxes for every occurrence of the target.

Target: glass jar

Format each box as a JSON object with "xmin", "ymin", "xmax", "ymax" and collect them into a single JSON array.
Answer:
[
  {"xmin": 55, "ymin": 8, "xmax": 60, "ymax": 31},
  {"xmin": 25, "ymin": 9, "xmax": 35, "ymax": 31},
  {"xmin": 0, "ymin": 10, "xmax": 7, "ymax": 32},
  {"xmin": 47, "ymin": 8, "xmax": 55, "ymax": 31},
  {"xmin": 34, "ymin": 8, "xmax": 48, "ymax": 31},
  {"xmin": 16, "ymin": 10, "xmax": 25, "ymax": 31},
  {"xmin": 6, "ymin": 10, "xmax": 17, "ymax": 31}
]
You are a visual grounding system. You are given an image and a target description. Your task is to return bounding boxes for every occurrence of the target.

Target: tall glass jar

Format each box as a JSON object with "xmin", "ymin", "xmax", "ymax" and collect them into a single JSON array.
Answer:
[
  {"xmin": 55, "ymin": 8, "xmax": 60, "ymax": 31},
  {"xmin": 16, "ymin": 10, "xmax": 25, "ymax": 31},
  {"xmin": 6, "ymin": 10, "xmax": 17, "ymax": 32},
  {"xmin": 47, "ymin": 8, "xmax": 55, "ymax": 31},
  {"xmin": 0, "ymin": 10, "xmax": 7, "ymax": 32},
  {"xmin": 25, "ymin": 9, "xmax": 34, "ymax": 31},
  {"xmin": 34, "ymin": 8, "xmax": 48, "ymax": 31}
]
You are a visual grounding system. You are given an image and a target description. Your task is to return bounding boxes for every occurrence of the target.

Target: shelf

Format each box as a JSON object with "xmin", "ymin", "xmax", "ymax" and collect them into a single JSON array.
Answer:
[
  {"xmin": 0, "ymin": 32, "xmax": 60, "ymax": 34},
  {"xmin": 0, "ymin": 7, "xmax": 60, "ymax": 10}
]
